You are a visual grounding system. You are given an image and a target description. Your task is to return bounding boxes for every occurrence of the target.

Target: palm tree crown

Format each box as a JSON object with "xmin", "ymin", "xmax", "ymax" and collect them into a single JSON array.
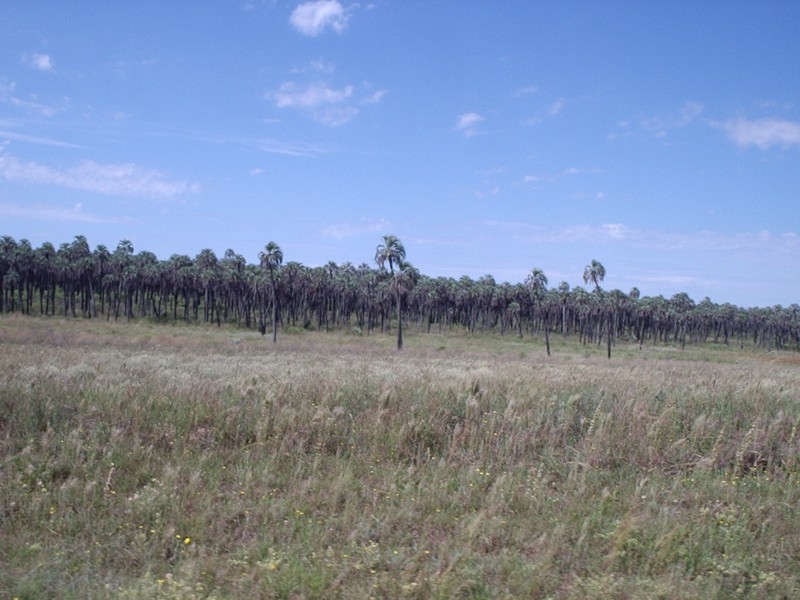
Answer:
[
  {"xmin": 375, "ymin": 235, "xmax": 406, "ymax": 275},
  {"xmin": 259, "ymin": 241, "xmax": 283, "ymax": 273},
  {"xmin": 583, "ymin": 259, "xmax": 606, "ymax": 291},
  {"xmin": 525, "ymin": 268, "xmax": 548, "ymax": 297}
]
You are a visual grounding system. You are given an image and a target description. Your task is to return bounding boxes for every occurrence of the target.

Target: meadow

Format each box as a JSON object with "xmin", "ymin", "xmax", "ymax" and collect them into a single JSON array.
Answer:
[{"xmin": 1, "ymin": 316, "xmax": 800, "ymax": 599}]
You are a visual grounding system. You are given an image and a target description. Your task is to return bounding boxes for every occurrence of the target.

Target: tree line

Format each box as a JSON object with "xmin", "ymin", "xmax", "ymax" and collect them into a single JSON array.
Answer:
[{"xmin": 1, "ymin": 234, "xmax": 798, "ymax": 353}]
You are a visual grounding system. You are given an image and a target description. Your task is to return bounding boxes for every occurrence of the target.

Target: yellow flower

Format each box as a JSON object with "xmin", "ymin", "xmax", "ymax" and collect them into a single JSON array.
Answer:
[{"xmin": 183, "ymin": 537, "xmax": 191, "ymax": 545}]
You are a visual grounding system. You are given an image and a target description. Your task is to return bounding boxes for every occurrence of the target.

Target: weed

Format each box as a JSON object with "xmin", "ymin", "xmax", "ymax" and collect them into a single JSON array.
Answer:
[{"xmin": 1, "ymin": 317, "xmax": 799, "ymax": 598}]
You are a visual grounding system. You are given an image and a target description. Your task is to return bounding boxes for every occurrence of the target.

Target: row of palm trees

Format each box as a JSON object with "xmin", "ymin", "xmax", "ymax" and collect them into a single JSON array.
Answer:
[{"xmin": 1, "ymin": 234, "xmax": 798, "ymax": 353}]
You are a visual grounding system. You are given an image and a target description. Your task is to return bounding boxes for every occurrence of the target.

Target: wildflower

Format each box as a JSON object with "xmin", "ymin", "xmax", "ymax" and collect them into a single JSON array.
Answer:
[{"xmin": 183, "ymin": 537, "xmax": 191, "ymax": 545}]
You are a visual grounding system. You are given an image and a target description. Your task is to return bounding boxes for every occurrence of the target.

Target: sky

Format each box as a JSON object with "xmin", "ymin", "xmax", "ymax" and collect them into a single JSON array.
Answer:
[{"xmin": 1, "ymin": 1, "xmax": 799, "ymax": 308}]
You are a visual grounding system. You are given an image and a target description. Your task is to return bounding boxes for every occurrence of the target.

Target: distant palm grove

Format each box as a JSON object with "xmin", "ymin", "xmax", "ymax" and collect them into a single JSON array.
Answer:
[{"xmin": 1, "ymin": 234, "xmax": 798, "ymax": 352}]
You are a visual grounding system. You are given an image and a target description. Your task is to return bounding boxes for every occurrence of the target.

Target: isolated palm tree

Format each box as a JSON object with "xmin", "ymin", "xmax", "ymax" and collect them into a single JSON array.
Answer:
[
  {"xmin": 375, "ymin": 235, "xmax": 411, "ymax": 350},
  {"xmin": 375, "ymin": 235, "xmax": 406, "ymax": 276},
  {"xmin": 389, "ymin": 260, "xmax": 419, "ymax": 350},
  {"xmin": 259, "ymin": 241, "xmax": 283, "ymax": 343},
  {"xmin": 583, "ymin": 259, "xmax": 611, "ymax": 358},
  {"xmin": 583, "ymin": 259, "xmax": 606, "ymax": 291},
  {"xmin": 525, "ymin": 267, "xmax": 550, "ymax": 355}
]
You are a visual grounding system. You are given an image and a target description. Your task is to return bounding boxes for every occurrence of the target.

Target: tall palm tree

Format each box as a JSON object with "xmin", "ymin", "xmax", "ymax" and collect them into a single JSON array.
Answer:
[
  {"xmin": 583, "ymin": 259, "xmax": 611, "ymax": 358},
  {"xmin": 259, "ymin": 241, "xmax": 283, "ymax": 343},
  {"xmin": 389, "ymin": 259, "xmax": 419, "ymax": 350},
  {"xmin": 375, "ymin": 235, "xmax": 406, "ymax": 275},
  {"xmin": 557, "ymin": 281, "xmax": 571, "ymax": 335},
  {"xmin": 583, "ymin": 259, "xmax": 606, "ymax": 291},
  {"xmin": 375, "ymin": 235, "xmax": 410, "ymax": 350},
  {"xmin": 525, "ymin": 267, "xmax": 550, "ymax": 355}
]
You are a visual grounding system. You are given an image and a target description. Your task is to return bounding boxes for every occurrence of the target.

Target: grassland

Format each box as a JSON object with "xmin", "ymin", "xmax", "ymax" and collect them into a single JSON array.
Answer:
[{"xmin": 2, "ymin": 315, "xmax": 800, "ymax": 599}]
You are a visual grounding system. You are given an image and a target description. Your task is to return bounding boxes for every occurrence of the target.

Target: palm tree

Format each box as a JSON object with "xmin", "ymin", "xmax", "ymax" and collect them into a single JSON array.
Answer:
[
  {"xmin": 583, "ymin": 259, "xmax": 611, "ymax": 358},
  {"xmin": 259, "ymin": 241, "xmax": 283, "ymax": 343},
  {"xmin": 389, "ymin": 260, "xmax": 419, "ymax": 350},
  {"xmin": 375, "ymin": 235, "xmax": 406, "ymax": 275},
  {"xmin": 525, "ymin": 268, "xmax": 550, "ymax": 355},
  {"xmin": 375, "ymin": 235, "xmax": 410, "ymax": 350},
  {"xmin": 583, "ymin": 259, "xmax": 606, "ymax": 291}
]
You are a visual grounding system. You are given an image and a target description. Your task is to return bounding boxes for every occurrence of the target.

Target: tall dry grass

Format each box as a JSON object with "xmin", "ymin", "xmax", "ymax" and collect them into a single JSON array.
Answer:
[{"xmin": 1, "ymin": 316, "xmax": 799, "ymax": 598}]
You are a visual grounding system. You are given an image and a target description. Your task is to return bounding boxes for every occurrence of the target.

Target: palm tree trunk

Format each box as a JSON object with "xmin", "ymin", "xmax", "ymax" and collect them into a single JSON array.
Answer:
[
  {"xmin": 396, "ymin": 290, "xmax": 403, "ymax": 350},
  {"xmin": 544, "ymin": 314, "xmax": 551, "ymax": 356}
]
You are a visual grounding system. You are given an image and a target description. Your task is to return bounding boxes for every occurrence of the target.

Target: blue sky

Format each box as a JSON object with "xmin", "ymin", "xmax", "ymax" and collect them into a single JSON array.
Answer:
[{"xmin": 1, "ymin": 1, "xmax": 798, "ymax": 307}]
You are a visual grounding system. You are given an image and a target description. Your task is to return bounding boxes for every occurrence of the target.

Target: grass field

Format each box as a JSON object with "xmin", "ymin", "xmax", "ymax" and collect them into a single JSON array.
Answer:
[{"xmin": 2, "ymin": 315, "xmax": 800, "ymax": 599}]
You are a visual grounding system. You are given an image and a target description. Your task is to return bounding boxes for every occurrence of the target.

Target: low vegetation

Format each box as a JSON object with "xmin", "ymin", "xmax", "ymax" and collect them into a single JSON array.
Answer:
[{"xmin": 2, "ymin": 316, "xmax": 800, "ymax": 598}]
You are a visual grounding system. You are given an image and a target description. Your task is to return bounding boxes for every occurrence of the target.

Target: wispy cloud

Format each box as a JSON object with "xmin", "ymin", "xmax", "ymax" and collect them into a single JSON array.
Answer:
[
  {"xmin": 523, "ymin": 166, "xmax": 602, "ymax": 185},
  {"xmin": 0, "ymin": 152, "xmax": 200, "ymax": 199},
  {"xmin": 482, "ymin": 220, "xmax": 798, "ymax": 257},
  {"xmin": 0, "ymin": 201, "xmax": 130, "ymax": 224},
  {"xmin": 0, "ymin": 131, "xmax": 84, "ymax": 149},
  {"xmin": 455, "ymin": 112, "xmax": 483, "ymax": 137},
  {"xmin": 513, "ymin": 85, "xmax": 538, "ymax": 97},
  {"xmin": 323, "ymin": 217, "xmax": 390, "ymax": 239},
  {"xmin": 254, "ymin": 138, "xmax": 334, "ymax": 156},
  {"xmin": 617, "ymin": 100, "xmax": 705, "ymax": 139},
  {"xmin": 715, "ymin": 117, "xmax": 800, "ymax": 149},
  {"xmin": 361, "ymin": 90, "xmax": 387, "ymax": 105},
  {"xmin": 290, "ymin": 0, "xmax": 349, "ymax": 36},
  {"xmin": 24, "ymin": 52, "xmax": 54, "ymax": 72},
  {"xmin": 290, "ymin": 58, "xmax": 336, "ymax": 75},
  {"xmin": 1, "ymin": 82, "xmax": 68, "ymax": 117},
  {"xmin": 548, "ymin": 98, "xmax": 565, "ymax": 116},
  {"xmin": 523, "ymin": 97, "xmax": 569, "ymax": 125}
]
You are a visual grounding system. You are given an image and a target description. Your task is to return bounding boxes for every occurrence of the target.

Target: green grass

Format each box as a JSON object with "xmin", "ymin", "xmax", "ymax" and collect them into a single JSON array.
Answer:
[{"xmin": 1, "ymin": 315, "xmax": 800, "ymax": 598}]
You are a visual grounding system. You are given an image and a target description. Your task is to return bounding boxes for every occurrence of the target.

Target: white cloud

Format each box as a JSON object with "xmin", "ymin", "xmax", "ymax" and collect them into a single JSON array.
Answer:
[
  {"xmin": 716, "ymin": 117, "xmax": 800, "ymax": 149},
  {"xmin": 455, "ymin": 112, "xmax": 483, "ymax": 137},
  {"xmin": 268, "ymin": 80, "xmax": 383, "ymax": 126},
  {"xmin": 0, "ymin": 152, "xmax": 200, "ymax": 199},
  {"xmin": 25, "ymin": 53, "xmax": 54, "ymax": 72},
  {"xmin": 457, "ymin": 112, "xmax": 482, "ymax": 129},
  {"xmin": 273, "ymin": 81, "xmax": 353, "ymax": 109},
  {"xmin": 290, "ymin": 0, "xmax": 349, "ymax": 36}
]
